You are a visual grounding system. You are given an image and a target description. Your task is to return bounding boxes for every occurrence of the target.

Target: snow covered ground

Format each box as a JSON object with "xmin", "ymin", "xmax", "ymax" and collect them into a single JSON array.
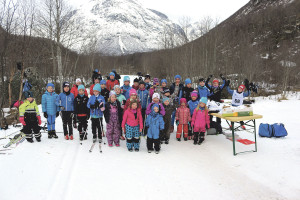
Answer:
[{"xmin": 0, "ymin": 94, "xmax": 300, "ymax": 200}]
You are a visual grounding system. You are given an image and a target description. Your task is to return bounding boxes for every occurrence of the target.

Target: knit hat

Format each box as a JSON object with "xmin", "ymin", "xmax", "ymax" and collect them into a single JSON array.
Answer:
[
  {"xmin": 76, "ymin": 78, "xmax": 82, "ymax": 83},
  {"xmin": 199, "ymin": 78, "xmax": 205, "ymax": 82},
  {"xmin": 185, "ymin": 78, "xmax": 192, "ymax": 85},
  {"xmin": 109, "ymin": 72, "xmax": 115, "ymax": 77},
  {"xmin": 100, "ymin": 80, "xmax": 106, "ymax": 85},
  {"xmin": 134, "ymin": 78, "xmax": 139, "ymax": 83},
  {"xmin": 213, "ymin": 79, "xmax": 219, "ymax": 84},
  {"xmin": 152, "ymin": 93, "xmax": 160, "ymax": 100},
  {"xmin": 152, "ymin": 103, "xmax": 160, "ymax": 111},
  {"xmin": 93, "ymin": 83, "xmax": 101, "ymax": 92},
  {"xmin": 145, "ymin": 74, "xmax": 151, "ymax": 80},
  {"xmin": 114, "ymin": 85, "xmax": 121, "ymax": 90},
  {"xmin": 239, "ymin": 85, "xmax": 246, "ymax": 91},
  {"xmin": 161, "ymin": 79, "xmax": 167, "ymax": 84},
  {"xmin": 180, "ymin": 98, "xmax": 187, "ymax": 105},
  {"xmin": 191, "ymin": 90, "xmax": 198, "ymax": 98},
  {"xmin": 46, "ymin": 83, "xmax": 55, "ymax": 88},
  {"xmin": 24, "ymin": 91, "xmax": 33, "ymax": 99},
  {"xmin": 124, "ymin": 76, "xmax": 130, "ymax": 82},
  {"xmin": 163, "ymin": 97, "xmax": 170, "ymax": 103},
  {"xmin": 78, "ymin": 85, "xmax": 85, "ymax": 91},
  {"xmin": 109, "ymin": 90, "xmax": 116, "ymax": 97},
  {"xmin": 174, "ymin": 75, "xmax": 181, "ymax": 80},
  {"xmin": 153, "ymin": 78, "xmax": 159, "ymax": 85},
  {"xmin": 139, "ymin": 80, "xmax": 145, "ymax": 85},
  {"xmin": 163, "ymin": 88, "xmax": 170, "ymax": 94},
  {"xmin": 63, "ymin": 82, "xmax": 70, "ymax": 88},
  {"xmin": 94, "ymin": 69, "xmax": 99, "ymax": 73},
  {"xmin": 199, "ymin": 97, "xmax": 208, "ymax": 105},
  {"xmin": 129, "ymin": 89, "xmax": 137, "ymax": 96}
]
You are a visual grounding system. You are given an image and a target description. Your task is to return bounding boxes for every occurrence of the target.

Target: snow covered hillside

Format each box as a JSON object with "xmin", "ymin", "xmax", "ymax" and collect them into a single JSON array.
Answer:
[
  {"xmin": 0, "ymin": 95, "xmax": 300, "ymax": 200},
  {"xmin": 71, "ymin": 0, "xmax": 185, "ymax": 55}
]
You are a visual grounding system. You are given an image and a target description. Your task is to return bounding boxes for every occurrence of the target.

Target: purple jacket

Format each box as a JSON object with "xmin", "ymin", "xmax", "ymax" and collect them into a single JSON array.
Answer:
[{"xmin": 146, "ymin": 102, "xmax": 165, "ymax": 116}]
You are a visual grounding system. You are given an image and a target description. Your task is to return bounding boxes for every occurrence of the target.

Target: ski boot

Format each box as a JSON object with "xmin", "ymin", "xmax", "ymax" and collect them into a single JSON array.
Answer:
[
  {"xmin": 26, "ymin": 138, "xmax": 34, "ymax": 143},
  {"xmin": 48, "ymin": 131, "xmax": 53, "ymax": 139}
]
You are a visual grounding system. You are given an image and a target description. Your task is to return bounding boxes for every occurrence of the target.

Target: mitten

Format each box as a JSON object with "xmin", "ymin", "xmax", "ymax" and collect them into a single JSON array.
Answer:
[{"xmin": 19, "ymin": 116, "xmax": 26, "ymax": 126}]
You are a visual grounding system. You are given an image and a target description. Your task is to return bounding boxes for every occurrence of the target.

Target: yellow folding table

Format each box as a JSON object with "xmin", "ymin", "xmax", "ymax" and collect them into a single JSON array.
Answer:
[{"xmin": 210, "ymin": 113, "xmax": 263, "ymax": 156}]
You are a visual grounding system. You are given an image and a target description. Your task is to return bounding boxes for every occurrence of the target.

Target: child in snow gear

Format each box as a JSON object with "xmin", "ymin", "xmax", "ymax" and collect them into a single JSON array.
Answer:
[
  {"xmin": 132, "ymin": 78, "xmax": 140, "ymax": 90},
  {"xmin": 114, "ymin": 85, "xmax": 126, "ymax": 140},
  {"xmin": 106, "ymin": 72, "xmax": 120, "ymax": 91},
  {"xmin": 71, "ymin": 78, "xmax": 88, "ymax": 97},
  {"xmin": 104, "ymin": 91, "xmax": 123, "ymax": 147},
  {"xmin": 149, "ymin": 78, "xmax": 162, "ymax": 100},
  {"xmin": 206, "ymin": 74, "xmax": 226, "ymax": 125},
  {"xmin": 92, "ymin": 69, "xmax": 102, "ymax": 83},
  {"xmin": 122, "ymin": 100, "xmax": 143, "ymax": 152},
  {"xmin": 124, "ymin": 89, "xmax": 141, "ymax": 111},
  {"xmin": 170, "ymin": 75, "xmax": 184, "ymax": 132},
  {"xmin": 100, "ymin": 80, "xmax": 110, "ymax": 102},
  {"xmin": 191, "ymin": 97, "xmax": 210, "ymax": 145},
  {"xmin": 19, "ymin": 91, "xmax": 42, "ymax": 143},
  {"xmin": 90, "ymin": 77, "xmax": 100, "ymax": 96},
  {"xmin": 196, "ymin": 78, "xmax": 210, "ymax": 100},
  {"xmin": 87, "ymin": 84, "xmax": 106, "ymax": 142},
  {"xmin": 144, "ymin": 74, "xmax": 152, "ymax": 90},
  {"xmin": 74, "ymin": 85, "xmax": 90, "ymax": 141},
  {"xmin": 56, "ymin": 82, "xmax": 75, "ymax": 140},
  {"xmin": 180, "ymin": 78, "xmax": 194, "ymax": 102},
  {"xmin": 42, "ymin": 83, "xmax": 59, "ymax": 139},
  {"xmin": 176, "ymin": 98, "xmax": 191, "ymax": 141},
  {"xmin": 227, "ymin": 83, "xmax": 251, "ymax": 129},
  {"xmin": 121, "ymin": 76, "xmax": 132, "ymax": 100},
  {"xmin": 138, "ymin": 81, "xmax": 150, "ymax": 129},
  {"xmin": 188, "ymin": 90, "xmax": 199, "ymax": 140},
  {"xmin": 146, "ymin": 104, "xmax": 164, "ymax": 154},
  {"xmin": 146, "ymin": 93, "xmax": 166, "ymax": 116},
  {"xmin": 161, "ymin": 97, "xmax": 177, "ymax": 144}
]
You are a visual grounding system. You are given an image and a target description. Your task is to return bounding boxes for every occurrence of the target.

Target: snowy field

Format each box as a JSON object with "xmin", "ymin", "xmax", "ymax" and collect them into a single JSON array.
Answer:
[{"xmin": 1, "ymin": 90, "xmax": 300, "ymax": 200}]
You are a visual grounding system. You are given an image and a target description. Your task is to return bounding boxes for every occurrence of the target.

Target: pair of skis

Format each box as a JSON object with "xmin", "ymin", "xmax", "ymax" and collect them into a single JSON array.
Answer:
[{"xmin": 3, "ymin": 133, "xmax": 26, "ymax": 148}]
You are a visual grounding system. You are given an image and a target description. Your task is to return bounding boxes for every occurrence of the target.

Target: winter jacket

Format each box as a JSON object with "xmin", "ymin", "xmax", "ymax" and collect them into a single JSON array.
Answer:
[
  {"xmin": 138, "ymin": 89, "xmax": 150, "ymax": 109},
  {"xmin": 205, "ymin": 78, "xmax": 226, "ymax": 102},
  {"xmin": 191, "ymin": 108, "xmax": 210, "ymax": 133},
  {"xmin": 180, "ymin": 86, "xmax": 194, "ymax": 102},
  {"xmin": 163, "ymin": 104, "xmax": 177, "ymax": 123},
  {"xmin": 71, "ymin": 84, "xmax": 88, "ymax": 98},
  {"xmin": 101, "ymin": 88, "xmax": 110, "ymax": 102},
  {"xmin": 146, "ymin": 102, "xmax": 165, "ymax": 116},
  {"xmin": 56, "ymin": 92, "xmax": 74, "ymax": 112},
  {"xmin": 149, "ymin": 86, "xmax": 163, "ymax": 99},
  {"xmin": 146, "ymin": 110, "xmax": 164, "ymax": 139},
  {"xmin": 122, "ymin": 108, "xmax": 143, "ymax": 129},
  {"xmin": 176, "ymin": 105, "xmax": 191, "ymax": 125},
  {"xmin": 123, "ymin": 98, "xmax": 141, "ymax": 111},
  {"xmin": 227, "ymin": 87, "xmax": 251, "ymax": 107},
  {"xmin": 188, "ymin": 100, "xmax": 199, "ymax": 116},
  {"xmin": 196, "ymin": 85, "xmax": 210, "ymax": 100},
  {"xmin": 42, "ymin": 91, "xmax": 59, "ymax": 115},
  {"xmin": 106, "ymin": 79, "xmax": 119, "ymax": 91},
  {"xmin": 145, "ymin": 82, "xmax": 152, "ymax": 90},
  {"xmin": 87, "ymin": 95, "xmax": 105, "ymax": 118},
  {"xmin": 132, "ymin": 85, "xmax": 139, "ymax": 91},
  {"xmin": 170, "ymin": 83, "xmax": 184, "ymax": 97},
  {"xmin": 74, "ymin": 95, "xmax": 90, "ymax": 116},
  {"xmin": 104, "ymin": 100, "xmax": 123, "ymax": 124},
  {"xmin": 19, "ymin": 100, "xmax": 40, "ymax": 124},
  {"xmin": 121, "ymin": 85, "xmax": 132, "ymax": 100}
]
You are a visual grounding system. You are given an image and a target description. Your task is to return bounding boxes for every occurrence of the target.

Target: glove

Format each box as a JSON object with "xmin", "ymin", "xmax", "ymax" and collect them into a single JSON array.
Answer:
[
  {"xmin": 220, "ymin": 74, "xmax": 225, "ymax": 80},
  {"xmin": 44, "ymin": 112, "xmax": 48, "ymax": 118},
  {"xmin": 94, "ymin": 101, "xmax": 100, "ymax": 108},
  {"xmin": 226, "ymin": 80, "xmax": 230, "ymax": 87},
  {"xmin": 99, "ymin": 102, "xmax": 104, "ymax": 108},
  {"xmin": 56, "ymin": 112, "xmax": 59, "ymax": 117},
  {"xmin": 37, "ymin": 115, "xmax": 42, "ymax": 125},
  {"xmin": 244, "ymin": 79, "xmax": 250, "ymax": 91},
  {"xmin": 59, "ymin": 106, "xmax": 65, "ymax": 111},
  {"xmin": 19, "ymin": 116, "xmax": 26, "ymax": 126},
  {"xmin": 176, "ymin": 120, "xmax": 179, "ymax": 126}
]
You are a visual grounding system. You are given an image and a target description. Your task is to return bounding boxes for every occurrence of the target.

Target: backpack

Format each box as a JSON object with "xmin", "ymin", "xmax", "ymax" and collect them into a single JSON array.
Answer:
[{"xmin": 258, "ymin": 123, "xmax": 288, "ymax": 138}]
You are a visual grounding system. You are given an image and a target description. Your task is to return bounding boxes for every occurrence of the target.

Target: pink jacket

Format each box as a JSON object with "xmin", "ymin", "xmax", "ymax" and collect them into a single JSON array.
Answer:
[
  {"xmin": 175, "ymin": 106, "xmax": 191, "ymax": 125},
  {"xmin": 122, "ymin": 108, "xmax": 143, "ymax": 129},
  {"xmin": 191, "ymin": 109, "xmax": 210, "ymax": 133}
]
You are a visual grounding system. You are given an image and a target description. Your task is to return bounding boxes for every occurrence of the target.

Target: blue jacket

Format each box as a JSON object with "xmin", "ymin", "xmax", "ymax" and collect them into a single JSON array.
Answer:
[
  {"xmin": 121, "ymin": 85, "xmax": 132, "ymax": 100},
  {"xmin": 138, "ymin": 89, "xmax": 150, "ymax": 109},
  {"xmin": 145, "ymin": 82, "xmax": 152, "ymax": 90},
  {"xmin": 87, "ymin": 95, "xmax": 106, "ymax": 118},
  {"xmin": 196, "ymin": 85, "xmax": 210, "ymax": 100},
  {"xmin": 56, "ymin": 92, "xmax": 74, "ymax": 112},
  {"xmin": 146, "ymin": 109, "xmax": 164, "ymax": 139},
  {"xmin": 42, "ymin": 91, "xmax": 59, "ymax": 115},
  {"xmin": 188, "ymin": 100, "xmax": 199, "ymax": 116}
]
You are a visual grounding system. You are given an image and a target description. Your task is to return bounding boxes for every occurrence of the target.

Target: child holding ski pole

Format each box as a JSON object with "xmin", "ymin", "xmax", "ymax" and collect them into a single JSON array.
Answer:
[
  {"xmin": 42, "ymin": 83, "xmax": 59, "ymax": 139},
  {"xmin": 122, "ymin": 100, "xmax": 143, "ymax": 152},
  {"xmin": 191, "ymin": 97, "xmax": 210, "ymax": 145},
  {"xmin": 56, "ymin": 82, "xmax": 75, "ymax": 140},
  {"xmin": 146, "ymin": 104, "xmax": 164, "ymax": 154},
  {"xmin": 74, "ymin": 85, "xmax": 90, "ymax": 141},
  {"xmin": 104, "ymin": 91, "xmax": 123, "ymax": 147},
  {"xmin": 87, "ymin": 84, "xmax": 105, "ymax": 143},
  {"xmin": 175, "ymin": 98, "xmax": 191, "ymax": 141},
  {"xmin": 19, "ymin": 91, "xmax": 42, "ymax": 143}
]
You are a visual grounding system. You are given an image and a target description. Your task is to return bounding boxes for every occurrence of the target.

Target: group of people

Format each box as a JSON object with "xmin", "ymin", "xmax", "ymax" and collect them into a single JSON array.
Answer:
[{"xmin": 19, "ymin": 69, "xmax": 251, "ymax": 154}]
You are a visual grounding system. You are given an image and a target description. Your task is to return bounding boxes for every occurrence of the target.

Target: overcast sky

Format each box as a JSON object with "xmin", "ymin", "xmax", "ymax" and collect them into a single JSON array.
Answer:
[{"xmin": 70, "ymin": 0, "xmax": 249, "ymax": 23}]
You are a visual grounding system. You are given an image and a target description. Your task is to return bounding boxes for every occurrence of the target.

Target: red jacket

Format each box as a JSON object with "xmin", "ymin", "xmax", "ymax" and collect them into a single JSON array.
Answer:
[
  {"xmin": 122, "ymin": 108, "xmax": 143, "ymax": 129},
  {"xmin": 106, "ymin": 79, "xmax": 119, "ymax": 91},
  {"xmin": 71, "ymin": 85, "xmax": 88, "ymax": 98},
  {"xmin": 176, "ymin": 105, "xmax": 191, "ymax": 125}
]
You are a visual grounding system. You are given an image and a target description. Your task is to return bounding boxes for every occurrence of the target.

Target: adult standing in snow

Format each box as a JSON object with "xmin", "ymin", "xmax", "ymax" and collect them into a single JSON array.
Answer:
[{"xmin": 71, "ymin": 78, "xmax": 88, "ymax": 97}]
